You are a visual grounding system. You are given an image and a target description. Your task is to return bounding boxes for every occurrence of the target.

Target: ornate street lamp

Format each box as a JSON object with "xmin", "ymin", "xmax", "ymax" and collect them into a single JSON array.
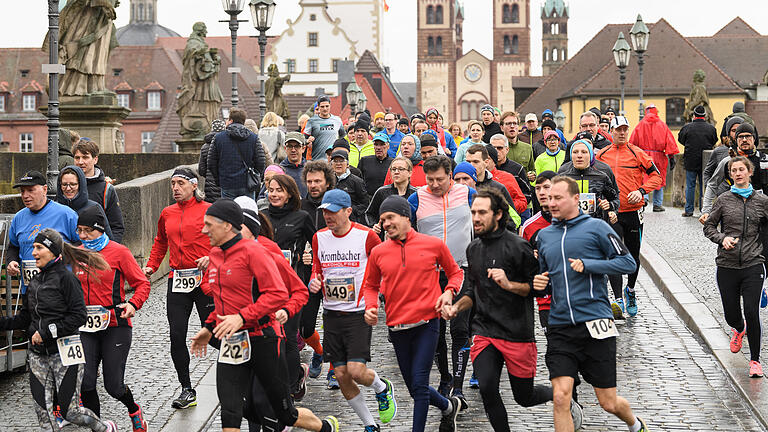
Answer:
[
  {"xmin": 249, "ymin": 0, "xmax": 276, "ymax": 123},
  {"xmin": 554, "ymin": 106, "xmax": 566, "ymax": 131},
  {"xmin": 345, "ymin": 82, "xmax": 362, "ymax": 115},
  {"xmin": 629, "ymin": 14, "xmax": 650, "ymax": 119},
  {"xmin": 221, "ymin": 0, "xmax": 247, "ymax": 108},
  {"xmin": 612, "ymin": 31, "xmax": 630, "ymax": 115},
  {"xmin": 357, "ymin": 91, "xmax": 368, "ymax": 113}
]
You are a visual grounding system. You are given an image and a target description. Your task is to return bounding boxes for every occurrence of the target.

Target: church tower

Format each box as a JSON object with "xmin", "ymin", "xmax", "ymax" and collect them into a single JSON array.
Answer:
[
  {"xmin": 541, "ymin": 0, "xmax": 568, "ymax": 75},
  {"xmin": 416, "ymin": 0, "xmax": 459, "ymax": 120},
  {"xmin": 130, "ymin": 0, "xmax": 158, "ymax": 24},
  {"xmin": 491, "ymin": 0, "xmax": 530, "ymax": 111}
]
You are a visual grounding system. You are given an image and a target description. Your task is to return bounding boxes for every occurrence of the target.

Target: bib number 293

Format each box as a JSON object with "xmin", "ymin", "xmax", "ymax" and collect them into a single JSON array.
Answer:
[{"xmin": 586, "ymin": 318, "xmax": 618, "ymax": 340}]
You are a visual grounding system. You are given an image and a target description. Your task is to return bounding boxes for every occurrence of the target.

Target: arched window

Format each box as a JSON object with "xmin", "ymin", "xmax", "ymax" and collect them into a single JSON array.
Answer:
[
  {"xmin": 426, "ymin": 5, "xmax": 434, "ymax": 24},
  {"xmin": 552, "ymin": 48, "xmax": 558, "ymax": 61},
  {"xmin": 562, "ymin": 48, "xmax": 567, "ymax": 61},
  {"xmin": 461, "ymin": 101, "xmax": 470, "ymax": 121},
  {"xmin": 544, "ymin": 48, "xmax": 549, "ymax": 61},
  {"xmin": 554, "ymin": 23, "xmax": 559, "ymax": 34},
  {"xmin": 138, "ymin": 3, "xmax": 144, "ymax": 21},
  {"xmin": 503, "ymin": 35, "xmax": 511, "ymax": 55},
  {"xmin": 561, "ymin": 23, "xmax": 567, "ymax": 33},
  {"xmin": 428, "ymin": 37, "xmax": 435, "ymax": 56},
  {"xmin": 666, "ymin": 97, "xmax": 686, "ymax": 127},
  {"xmin": 511, "ymin": 4, "xmax": 519, "ymax": 23},
  {"xmin": 148, "ymin": 3, "xmax": 153, "ymax": 21},
  {"xmin": 512, "ymin": 35, "xmax": 519, "ymax": 54},
  {"xmin": 502, "ymin": 4, "xmax": 512, "ymax": 23},
  {"xmin": 435, "ymin": 5, "xmax": 444, "ymax": 24},
  {"xmin": 436, "ymin": 36, "xmax": 443, "ymax": 55}
]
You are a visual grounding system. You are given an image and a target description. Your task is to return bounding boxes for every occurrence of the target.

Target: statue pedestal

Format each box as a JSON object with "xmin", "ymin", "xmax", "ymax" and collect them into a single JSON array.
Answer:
[
  {"xmin": 42, "ymin": 93, "xmax": 130, "ymax": 154},
  {"xmin": 175, "ymin": 137, "xmax": 204, "ymax": 154}
]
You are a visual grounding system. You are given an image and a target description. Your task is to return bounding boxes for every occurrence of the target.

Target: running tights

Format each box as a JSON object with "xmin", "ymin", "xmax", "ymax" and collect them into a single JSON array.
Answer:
[
  {"xmin": 299, "ymin": 291, "xmax": 323, "ymax": 339},
  {"xmin": 166, "ymin": 281, "xmax": 215, "ymax": 389},
  {"xmin": 473, "ymin": 345, "xmax": 553, "ymax": 432},
  {"xmin": 80, "ymin": 326, "xmax": 139, "ymax": 416},
  {"xmin": 609, "ymin": 211, "xmax": 642, "ymax": 297},
  {"xmin": 716, "ymin": 264, "xmax": 764, "ymax": 361},
  {"xmin": 283, "ymin": 313, "xmax": 303, "ymax": 394}
]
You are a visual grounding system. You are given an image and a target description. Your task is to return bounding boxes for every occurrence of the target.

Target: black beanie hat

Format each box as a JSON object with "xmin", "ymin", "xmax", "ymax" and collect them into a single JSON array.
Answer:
[
  {"xmin": 735, "ymin": 123, "xmax": 756, "ymax": 139},
  {"xmin": 379, "ymin": 195, "xmax": 411, "ymax": 218},
  {"xmin": 397, "ymin": 118, "xmax": 409, "ymax": 127},
  {"xmin": 78, "ymin": 205, "xmax": 107, "ymax": 233},
  {"xmin": 206, "ymin": 199, "xmax": 244, "ymax": 228},
  {"xmin": 354, "ymin": 120, "xmax": 370, "ymax": 131},
  {"xmin": 242, "ymin": 209, "xmax": 261, "ymax": 237},
  {"xmin": 332, "ymin": 138, "xmax": 350, "ymax": 151},
  {"xmin": 541, "ymin": 119, "xmax": 557, "ymax": 131},
  {"xmin": 693, "ymin": 105, "xmax": 706, "ymax": 117},
  {"xmin": 484, "ymin": 144, "xmax": 499, "ymax": 165},
  {"xmin": 419, "ymin": 133, "xmax": 438, "ymax": 148}
]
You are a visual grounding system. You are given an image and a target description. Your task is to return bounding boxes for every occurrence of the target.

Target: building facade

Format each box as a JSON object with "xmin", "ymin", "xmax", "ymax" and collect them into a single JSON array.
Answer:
[{"xmin": 541, "ymin": 0, "xmax": 568, "ymax": 75}]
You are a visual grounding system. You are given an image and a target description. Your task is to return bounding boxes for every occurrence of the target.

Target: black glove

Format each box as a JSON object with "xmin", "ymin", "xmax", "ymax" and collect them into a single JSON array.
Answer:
[{"xmin": 668, "ymin": 155, "xmax": 676, "ymax": 171}]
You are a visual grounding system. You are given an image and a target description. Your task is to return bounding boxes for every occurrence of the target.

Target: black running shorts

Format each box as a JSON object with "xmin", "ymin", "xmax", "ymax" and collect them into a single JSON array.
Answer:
[
  {"xmin": 545, "ymin": 323, "xmax": 617, "ymax": 388},
  {"xmin": 322, "ymin": 311, "xmax": 372, "ymax": 367}
]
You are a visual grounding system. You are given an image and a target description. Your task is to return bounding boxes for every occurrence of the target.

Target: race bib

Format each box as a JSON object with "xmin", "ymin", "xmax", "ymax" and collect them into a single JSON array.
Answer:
[
  {"xmin": 218, "ymin": 330, "xmax": 251, "ymax": 365},
  {"xmin": 21, "ymin": 260, "xmax": 39, "ymax": 285},
  {"xmin": 586, "ymin": 318, "xmax": 618, "ymax": 339},
  {"xmin": 324, "ymin": 276, "xmax": 356, "ymax": 303},
  {"xmin": 281, "ymin": 250, "xmax": 292, "ymax": 266},
  {"xmin": 172, "ymin": 268, "xmax": 201, "ymax": 293},
  {"xmin": 579, "ymin": 193, "xmax": 596, "ymax": 214},
  {"xmin": 57, "ymin": 334, "xmax": 86, "ymax": 366},
  {"xmin": 79, "ymin": 305, "xmax": 111, "ymax": 333}
]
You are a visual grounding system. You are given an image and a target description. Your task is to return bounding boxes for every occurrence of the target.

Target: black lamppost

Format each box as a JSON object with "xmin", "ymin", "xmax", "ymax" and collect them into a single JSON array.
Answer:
[
  {"xmin": 249, "ymin": 0, "xmax": 276, "ymax": 123},
  {"xmin": 345, "ymin": 82, "xmax": 362, "ymax": 115},
  {"xmin": 612, "ymin": 31, "xmax": 630, "ymax": 115},
  {"xmin": 629, "ymin": 14, "xmax": 650, "ymax": 120},
  {"xmin": 44, "ymin": 0, "xmax": 64, "ymax": 195},
  {"xmin": 221, "ymin": 0, "xmax": 247, "ymax": 108},
  {"xmin": 357, "ymin": 91, "xmax": 367, "ymax": 114}
]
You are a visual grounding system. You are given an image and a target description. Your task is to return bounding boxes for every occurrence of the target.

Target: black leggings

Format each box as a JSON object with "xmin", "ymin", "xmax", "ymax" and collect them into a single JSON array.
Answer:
[
  {"xmin": 609, "ymin": 211, "xmax": 642, "ymax": 297},
  {"xmin": 167, "ymin": 280, "xmax": 215, "ymax": 388},
  {"xmin": 283, "ymin": 313, "xmax": 303, "ymax": 393},
  {"xmin": 436, "ymin": 275, "xmax": 471, "ymax": 392},
  {"xmin": 80, "ymin": 326, "xmax": 139, "ymax": 416},
  {"xmin": 217, "ymin": 336, "xmax": 298, "ymax": 429},
  {"xmin": 717, "ymin": 264, "xmax": 765, "ymax": 361},
  {"xmin": 299, "ymin": 291, "xmax": 323, "ymax": 339},
  {"xmin": 473, "ymin": 344, "xmax": 552, "ymax": 432}
]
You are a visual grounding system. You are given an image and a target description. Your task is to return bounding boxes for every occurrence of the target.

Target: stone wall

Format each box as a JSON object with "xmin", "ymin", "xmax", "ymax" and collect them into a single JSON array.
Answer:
[{"xmin": 0, "ymin": 153, "xmax": 199, "ymax": 194}]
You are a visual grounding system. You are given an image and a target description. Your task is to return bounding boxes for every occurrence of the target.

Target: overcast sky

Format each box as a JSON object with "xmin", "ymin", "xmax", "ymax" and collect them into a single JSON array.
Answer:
[{"xmin": 4, "ymin": 0, "xmax": 767, "ymax": 82}]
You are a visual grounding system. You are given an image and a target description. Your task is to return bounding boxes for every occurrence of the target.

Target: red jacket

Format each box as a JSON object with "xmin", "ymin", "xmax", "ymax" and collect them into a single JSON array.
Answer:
[
  {"xmin": 77, "ymin": 241, "xmax": 152, "ymax": 327},
  {"xmin": 146, "ymin": 197, "xmax": 212, "ymax": 293},
  {"xmin": 258, "ymin": 236, "xmax": 309, "ymax": 318},
  {"xmin": 384, "ymin": 160, "xmax": 426, "ymax": 187},
  {"xmin": 206, "ymin": 236, "xmax": 289, "ymax": 338},
  {"xmin": 362, "ymin": 229, "xmax": 463, "ymax": 326},
  {"xmin": 629, "ymin": 110, "xmax": 679, "ymax": 187},
  {"xmin": 491, "ymin": 168, "xmax": 528, "ymax": 213}
]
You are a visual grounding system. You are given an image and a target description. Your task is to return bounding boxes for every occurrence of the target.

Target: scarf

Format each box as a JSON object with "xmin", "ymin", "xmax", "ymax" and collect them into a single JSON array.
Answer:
[
  {"xmin": 82, "ymin": 233, "xmax": 109, "ymax": 252},
  {"xmin": 731, "ymin": 184, "xmax": 754, "ymax": 199},
  {"xmin": 545, "ymin": 147, "xmax": 561, "ymax": 156}
]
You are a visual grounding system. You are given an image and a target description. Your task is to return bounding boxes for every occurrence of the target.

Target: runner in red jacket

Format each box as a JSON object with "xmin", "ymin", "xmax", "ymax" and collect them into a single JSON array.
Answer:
[
  {"xmin": 190, "ymin": 199, "xmax": 340, "ymax": 432},
  {"xmin": 141, "ymin": 168, "xmax": 214, "ymax": 409},
  {"xmin": 361, "ymin": 195, "xmax": 463, "ymax": 432},
  {"xmin": 76, "ymin": 206, "xmax": 150, "ymax": 431}
]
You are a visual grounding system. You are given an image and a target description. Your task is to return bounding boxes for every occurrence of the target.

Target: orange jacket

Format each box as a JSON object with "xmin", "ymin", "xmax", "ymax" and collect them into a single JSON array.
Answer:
[{"xmin": 596, "ymin": 143, "xmax": 661, "ymax": 212}]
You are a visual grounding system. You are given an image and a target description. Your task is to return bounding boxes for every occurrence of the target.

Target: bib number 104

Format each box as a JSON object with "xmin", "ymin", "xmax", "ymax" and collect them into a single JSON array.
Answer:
[{"xmin": 586, "ymin": 318, "xmax": 618, "ymax": 339}]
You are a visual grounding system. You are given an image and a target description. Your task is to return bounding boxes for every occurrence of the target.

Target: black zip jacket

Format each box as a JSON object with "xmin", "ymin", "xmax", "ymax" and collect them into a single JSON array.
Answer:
[
  {"xmin": 301, "ymin": 193, "xmax": 327, "ymax": 232},
  {"xmin": 496, "ymin": 158, "xmax": 532, "ymax": 204},
  {"xmin": 86, "ymin": 166, "xmax": 125, "ymax": 243},
  {"xmin": 199, "ymin": 133, "xmax": 222, "ymax": 202},
  {"xmin": 358, "ymin": 155, "xmax": 393, "ymax": 197},
  {"xmin": 558, "ymin": 163, "xmax": 620, "ymax": 219},
  {"xmin": 364, "ymin": 183, "xmax": 417, "ymax": 227},
  {"xmin": 265, "ymin": 204, "xmax": 315, "ymax": 282},
  {"xmin": 335, "ymin": 172, "xmax": 369, "ymax": 223},
  {"xmin": 482, "ymin": 122, "xmax": 503, "ymax": 143},
  {"xmin": 0, "ymin": 259, "xmax": 87, "ymax": 355},
  {"xmin": 703, "ymin": 189, "xmax": 768, "ymax": 269},
  {"xmin": 463, "ymin": 227, "xmax": 540, "ymax": 342},
  {"xmin": 678, "ymin": 118, "xmax": 717, "ymax": 172}
]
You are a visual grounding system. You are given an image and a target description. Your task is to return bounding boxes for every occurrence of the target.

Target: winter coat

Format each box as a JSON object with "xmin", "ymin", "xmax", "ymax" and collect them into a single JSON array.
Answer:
[
  {"xmin": 199, "ymin": 132, "xmax": 221, "ymax": 202},
  {"xmin": 358, "ymin": 155, "xmax": 393, "ymax": 197},
  {"xmin": 482, "ymin": 122, "xmax": 503, "ymax": 143},
  {"xmin": 629, "ymin": 112, "xmax": 680, "ymax": 187},
  {"xmin": 208, "ymin": 123, "xmax": 267, "ymax": 191},
  {"xmin": 57, "ymin": 165, "xmax": 114, "ymax": 240},
  {"xmin": 678, "ymin": 119, "xmax": 717, "ymax": 172},
  {"xmin": 335, "ymin": 171, "xmax": 369, "ymax": 223},
  {"xmin": 557, "ymin": 163, "xmax": 620, "ymax": 219},
  {"xmin": 704, "ymin": 189, "xmax": 768, "ymax": 269}
]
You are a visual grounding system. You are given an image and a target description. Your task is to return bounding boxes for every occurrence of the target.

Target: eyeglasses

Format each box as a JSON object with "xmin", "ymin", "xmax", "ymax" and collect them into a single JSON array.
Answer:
[
  {"xmin": 76, "ymin": 227, "xmax": 94, "ymax": 235},
  {"xmin": 390, "ymin": 167, "xmax": 410, "ymax": 173},
  {"xmin": 737, "ymin": 134, "xmax": 754, "ymax": 141},
  {"xmin": 331, "ymin": 159, "xmax": 347, "ymax": 163},
  {"xmin": 286, "ymin": 144, "xmax": 303, "ymax": 149},
  {"xmin": 580, "ymin": 123, "xmax": 597, "ymax": 128},
  {"xmin": 503, "ymin": 122, "xmax": 518, "ymax": 127},
  {"xmin": 61, "ymin": 183, "xmax": 78, "ymax": 189},
  {"xmin": 385, "ymin": 118, "xmax": 396, "ymax": 122}
]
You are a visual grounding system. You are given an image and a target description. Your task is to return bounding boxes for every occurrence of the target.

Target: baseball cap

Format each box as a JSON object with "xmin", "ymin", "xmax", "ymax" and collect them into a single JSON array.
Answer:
[
  {"xmin": 611, "ymin": 116, "xmax": 630, "ymax": 129},
  {"xmin": 285, "ymin": 131, "xmax": 306, "ymax": 146},
  {"xmin": 13, "ymin": 171, "xmax": 46, "ymax": 188},
  {"xmin": 373, "ymin": 131, "xmax": 390, "ymax": 144},
  {"xmin": 524, "ymin": 113, "xmax": 538, "ymax": 122},
  {"xmin": 330, "ymin": 149, "xmax": 349, "ymax": 161},
  {"xmin": 319, "ymin": 189, "xmax": 351, "ymax": 212}
]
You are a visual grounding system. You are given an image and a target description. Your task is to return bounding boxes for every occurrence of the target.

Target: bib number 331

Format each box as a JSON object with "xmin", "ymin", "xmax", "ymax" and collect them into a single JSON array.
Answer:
[
  {"xmin": 218, "ymin": 330, "xmax": 251, "ymax": 365},
  {"xmin": 586, "ymin": 318, "xmax": 618, "ymax": 339}
]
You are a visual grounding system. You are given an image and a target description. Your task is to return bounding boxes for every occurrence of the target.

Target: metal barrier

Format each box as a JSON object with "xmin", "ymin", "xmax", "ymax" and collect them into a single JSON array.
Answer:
[{"xmin": 0, "ymin": 214, "xmax": 28, "ymax": 373}]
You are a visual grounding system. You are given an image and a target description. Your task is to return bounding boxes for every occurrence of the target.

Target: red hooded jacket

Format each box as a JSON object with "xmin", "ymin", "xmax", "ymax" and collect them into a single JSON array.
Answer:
[{"xmin": 629, "ymin": 108, "xmax": 679, "ymax": 187}]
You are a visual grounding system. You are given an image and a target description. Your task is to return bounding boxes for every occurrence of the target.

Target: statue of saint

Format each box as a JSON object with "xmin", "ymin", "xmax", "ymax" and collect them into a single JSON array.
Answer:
[
  {"xmin": 176, "ymin": 22, "xmax": 224, "ymax": 140},
  {"xmin": 47, "ymin": 0, "xmax": 120, "ymax": 98},
  {"xmin": 684, "ymin": 69, "xmax": 716, "ymax": 126},
  {"xmin": 265, "ymin": 64, "xmax": 291, "ymax": 120}
]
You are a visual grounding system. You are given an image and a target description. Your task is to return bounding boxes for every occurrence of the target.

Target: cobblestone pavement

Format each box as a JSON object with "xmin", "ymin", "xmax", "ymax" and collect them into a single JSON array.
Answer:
[
  {"xmin": 642, "ymin": 208, "xmax": 768, "ymax": 367},
  {"xmin": 0, "ymin": 277, "xmax": 217, "ymax": 431},
  {"xmin": 202, "ymin": 270, "xmax": 764, "ymax": 431}
]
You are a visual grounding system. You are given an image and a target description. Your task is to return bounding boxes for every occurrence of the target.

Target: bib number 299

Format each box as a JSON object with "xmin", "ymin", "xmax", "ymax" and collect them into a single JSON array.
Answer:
[{"xmin": 172, "ymin": 268, "xmax": 201, "ymax": 293}]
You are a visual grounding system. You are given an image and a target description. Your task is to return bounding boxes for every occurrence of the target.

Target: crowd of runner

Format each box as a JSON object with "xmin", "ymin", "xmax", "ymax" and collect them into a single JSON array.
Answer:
[{"xmin": 3, "ymin": 97, "xmax": 765, "ymax": 432}]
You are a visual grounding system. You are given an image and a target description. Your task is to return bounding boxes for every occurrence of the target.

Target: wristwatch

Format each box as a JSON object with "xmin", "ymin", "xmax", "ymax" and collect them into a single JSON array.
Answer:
[{"xmin": 637, "ymin": 188, "xmax": 647, "ymax": 196}]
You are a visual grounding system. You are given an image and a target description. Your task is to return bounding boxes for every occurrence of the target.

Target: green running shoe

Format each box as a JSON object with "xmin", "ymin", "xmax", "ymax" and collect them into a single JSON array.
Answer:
[{"xmin": 375, "ymin": 378, "xmax": 397, "ymax": 423}]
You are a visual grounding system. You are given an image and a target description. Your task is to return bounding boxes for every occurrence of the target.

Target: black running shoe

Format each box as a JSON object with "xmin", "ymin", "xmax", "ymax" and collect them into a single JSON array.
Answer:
[
  {"xmin": 171, "ymin": 388, "xmax": 197, "ymax": 409},
  {"xmin": 438, "ymin": 396, "xmax": 460, "ymax": 432}
]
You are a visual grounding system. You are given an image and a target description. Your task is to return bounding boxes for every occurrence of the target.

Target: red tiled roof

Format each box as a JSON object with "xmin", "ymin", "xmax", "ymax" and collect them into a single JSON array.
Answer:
[
  {"xmin": 144, "ymin": 80, "xmax": 165, "ymax": 91},
  {"xmin": 114, "ymin": 80, "xmax": 133, "ymax": 91},
  {"xmin": 19, "ymin": 80, "xmax": 44, "ymax": 93},
  {"xmin": 713, "ymin": 17, "xmax": 760, "ymax": 37},
  {"xmin": 0, "ymin": 81, "xmax": 8, "ymax": 92}
]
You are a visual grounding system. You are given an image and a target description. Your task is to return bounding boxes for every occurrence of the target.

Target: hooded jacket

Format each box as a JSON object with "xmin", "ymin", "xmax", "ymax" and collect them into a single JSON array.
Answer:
[
  {"xmin": 596, "ymin": 142, "xmax": 662, "ymax": 212},
  {"xmin": 85, "ymin": 166, "xmax": 124, "ymax": 243},
  {"xmin": 537, "ymin": 212, "xmax": 636, "ymax": 326},
  {"xmin": 199, "ymin": 132, "xmax": 222, "ymax": 202},
  {"xmin": 464, "ymin": 226, "xmax": 539, "ymax": 342},
  {"xmin": 0, "ymin": 258, "xmax": 87, "ymax": 355},
  {"xmin": 629, "ymin": 109, "xmax": 680, "ymax": 187},
  {"xmin": 208, "ymin": 123, "xmax": 267, "ymax": 191},
  {"xmin": 557, "ymin": 163, "xmax": 620, "ymax": 219},
  {"xmin": 678, "ymin": 118, "xmax": 717, "ymax": 172},
  {"xmin": 704, "ymin": 189, "xmax": 768, "ymax": 269},
  {"xmin": 57, "ymin": 165, "xmax": 114, "ymax": 240},
  {"xmin": 482, "ymin": 122, "xmax": 503, "ymax": 143},
  {"xmin": 702, "ymin": 150, "xmax": 768, "ymax": 214}
]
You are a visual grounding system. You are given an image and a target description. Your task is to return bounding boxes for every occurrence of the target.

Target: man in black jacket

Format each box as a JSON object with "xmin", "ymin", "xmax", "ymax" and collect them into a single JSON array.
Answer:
[
  {"xmin": 73, "ymin": 139, "xmax": 125, "ymax": 243},
  {"xmin": 678, "ymin": 106, "xmax": 717, "ymax": 217},
  {"xmin": 208, "ymin": 107, "xmax": 266, "ymax": 200},
  {"xmin": 358, "ymin": 132, "xmax": 393, "ymax": 196},
  {"xmin": 480, "ymin": 104, "xmax": 503, "ymax": 143},
  {"xmin": 442, "ymin": 188, "xmax": 577, "ymax": 430},
  {"xmin": 330, "ymin": 150, "xmax": 368, "ymax": 223}
]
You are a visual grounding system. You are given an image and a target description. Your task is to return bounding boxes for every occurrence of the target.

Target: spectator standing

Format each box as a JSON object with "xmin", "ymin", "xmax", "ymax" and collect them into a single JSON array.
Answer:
[
  {"xmin": 260, "ymin": 111, "xmax": 287, "ymax": 163},
  {"xmin": 678, "ymin": 105, "xmax": 717, "ymax": 217},
  {"xmin": 199, "ymin": 118, "xmax": 226, "ymax": 202},
  {"xmin": 629, "ymin": 105, "xmax": 679, "ymax": 212},
  {"xmin": 73, "ymin": 139, "xmax": 125, "ymax": 243}
]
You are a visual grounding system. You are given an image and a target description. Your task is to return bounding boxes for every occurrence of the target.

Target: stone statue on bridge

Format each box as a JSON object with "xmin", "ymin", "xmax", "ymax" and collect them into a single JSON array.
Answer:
[
  {"xmin": 46, "ymin": 0, "xmax": 120, "ymax": 99},
  {"xmin": 176, "ymin": 22, "xmax": 224, "ymax": 141},
  {"xmin": 265, "ymin": 64, "xmax": 291, "ymax": 120},
  {"xmin": 684, "ymin": 69, "xmax": 716, "ymax": 126}
]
